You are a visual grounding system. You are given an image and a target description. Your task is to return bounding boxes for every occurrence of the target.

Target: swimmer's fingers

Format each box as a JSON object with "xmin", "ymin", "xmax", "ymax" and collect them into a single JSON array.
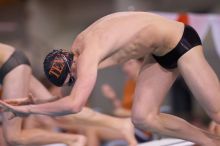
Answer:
[
  {"xmin": 0, "ymin": 101, "xmax": 16, "ymax": 119},
  {"xmin": 4, "ymin": 98, "xmax": 27, "ymax": 106},
  {"xmin": 4, "ymin": 94, "xmax": 34, "ymax": 106},
  {"xmin": 6, "ymin": 110, "xmax": 29, "ymax": 120},
  {"xmin": 0, "ymin": 100, "xmax": 12, "ymax": 110},
  {"xmin": 0, "ymin": 101, "xmax": 16, "ymax": 116},
  {"xmin": 0, "ymin": 101, "xmax": 30, "ymax": 119}
]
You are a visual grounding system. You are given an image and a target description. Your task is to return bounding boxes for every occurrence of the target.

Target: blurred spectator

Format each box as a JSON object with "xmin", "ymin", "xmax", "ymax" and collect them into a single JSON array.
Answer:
[{"xmin": 101, "ymin": 59, "xmax": 143, "ymax": 117}]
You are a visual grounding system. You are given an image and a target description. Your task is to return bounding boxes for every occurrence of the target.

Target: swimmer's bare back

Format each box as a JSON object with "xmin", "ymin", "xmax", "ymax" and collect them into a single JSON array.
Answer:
[{"xmin": 71, "ymin": 12, "xmax": 184, "ymax": 68}]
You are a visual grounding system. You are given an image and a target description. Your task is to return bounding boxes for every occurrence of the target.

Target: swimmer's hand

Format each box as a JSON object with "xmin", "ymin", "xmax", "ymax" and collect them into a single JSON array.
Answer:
[
  {"xmin": 4, "ymin": 94, "xmax": 34, "ymax": 106},
  {"xmin": 0, "ymin": 100, "xmax": 30, "ymax": 119}
]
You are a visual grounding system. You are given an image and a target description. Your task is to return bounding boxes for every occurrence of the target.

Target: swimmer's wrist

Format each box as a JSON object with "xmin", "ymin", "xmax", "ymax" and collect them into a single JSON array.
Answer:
[
  {"xmin": 27, "ymin": 104, "xmax": 41, "ymax": 115},
  {"xmin": 27, "ymin": 104, "xmax": 42, "ymax": 115},
  {"xmin": 27, "ymin": 104, "xmax": 53, "ymax": 116}
]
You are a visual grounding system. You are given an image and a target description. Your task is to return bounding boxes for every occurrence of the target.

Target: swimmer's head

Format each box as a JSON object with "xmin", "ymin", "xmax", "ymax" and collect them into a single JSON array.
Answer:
[{"xmin": 43, "ymin": 49, "xmax": 76, "ymax": 87}]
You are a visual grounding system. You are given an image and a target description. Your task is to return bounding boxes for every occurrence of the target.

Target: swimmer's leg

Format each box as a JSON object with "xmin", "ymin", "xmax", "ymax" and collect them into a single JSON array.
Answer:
[
  {"xmin": 178, "ymin": 46, "xmax": 220, "ymax": 123},
  {"xmin": 131, "ymin": 60, "xmax": 215, "ymax": 146},
  {"xmin": 178, "ymin": 46, "xmax": 220, "ymax": 143}
]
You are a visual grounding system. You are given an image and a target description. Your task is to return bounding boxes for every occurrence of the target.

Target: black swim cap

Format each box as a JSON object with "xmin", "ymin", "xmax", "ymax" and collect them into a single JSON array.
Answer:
[{"xmin": 43, "ymin": 49, "xmax": 75, "ymax": 87}]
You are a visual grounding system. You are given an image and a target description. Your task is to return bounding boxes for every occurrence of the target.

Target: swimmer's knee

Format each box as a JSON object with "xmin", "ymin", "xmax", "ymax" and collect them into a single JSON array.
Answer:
[
  {"xmin": 69, "ymin": 100, "xmax": 85, "ymax": 114},
  {"xmin": 131, "ymin": 112, "xmax": 158, "ymax": 130},
  {"xmin": 209, "ymin": 111, "xmax": 220, "ymax": 124},
  {"xmin": 71, "ymin": 105, "xmax": 83, "ymax": 114}
]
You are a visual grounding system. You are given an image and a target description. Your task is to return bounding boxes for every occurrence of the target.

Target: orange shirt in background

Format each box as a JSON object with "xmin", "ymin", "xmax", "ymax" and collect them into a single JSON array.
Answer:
[{"xmin": 121, "ymin": 79, "xmax": 136, "ymax": 110}]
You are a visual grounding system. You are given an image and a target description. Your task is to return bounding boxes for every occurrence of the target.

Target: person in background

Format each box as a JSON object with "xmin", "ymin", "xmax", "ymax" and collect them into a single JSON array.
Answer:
[{"xmin": 101, "ymin": 58, "xmax": 143, "ymax": 117}]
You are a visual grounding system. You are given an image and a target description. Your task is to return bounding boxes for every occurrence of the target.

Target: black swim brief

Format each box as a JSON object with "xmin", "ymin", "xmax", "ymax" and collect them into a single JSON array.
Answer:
[
  {"xmin": 0, "ymin": 50, "xmax": 31, "ymax": 84},
  {"xmin": 152, "ymin": 24, "xmax": 202, "ymax": 69}
]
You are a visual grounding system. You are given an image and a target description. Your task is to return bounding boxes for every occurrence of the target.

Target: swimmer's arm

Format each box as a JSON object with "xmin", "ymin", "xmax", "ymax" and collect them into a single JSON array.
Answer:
[
  {"xmin": 0, "ymin": 74, "xmax": 96, "ymax": 117},
  {"xmin": 19, "ymin": 51, "xmax": 99, "ymax": 116},
  {"xmin": 0, "ymin": 43, "xmax": 97, "ymax": 116}
]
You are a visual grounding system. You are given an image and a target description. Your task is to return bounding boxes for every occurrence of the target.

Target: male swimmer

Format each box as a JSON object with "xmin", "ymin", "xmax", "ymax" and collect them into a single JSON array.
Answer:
[{"xmin": 1, "ymin": 12, "xmax": 220, "ymax": 146}]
